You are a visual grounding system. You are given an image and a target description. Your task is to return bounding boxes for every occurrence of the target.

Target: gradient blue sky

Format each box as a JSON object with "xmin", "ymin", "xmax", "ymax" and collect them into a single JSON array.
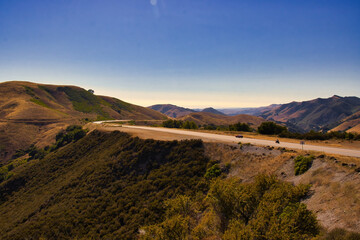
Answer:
[{"xmin": 0, "ymin": 0, "xmax": 359, "ymax": 108}]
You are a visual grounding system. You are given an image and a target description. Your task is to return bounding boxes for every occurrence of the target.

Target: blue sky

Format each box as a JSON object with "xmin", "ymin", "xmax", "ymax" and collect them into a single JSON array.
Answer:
[{"xmin": 0, "ymin": 0, "xmax": 359, "ymax": 108}]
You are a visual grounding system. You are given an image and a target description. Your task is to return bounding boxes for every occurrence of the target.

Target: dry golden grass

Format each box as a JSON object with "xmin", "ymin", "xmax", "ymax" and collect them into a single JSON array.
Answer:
[{"xmin": 0, "ymin": 81, "xmax": 167, "ymax": 163}]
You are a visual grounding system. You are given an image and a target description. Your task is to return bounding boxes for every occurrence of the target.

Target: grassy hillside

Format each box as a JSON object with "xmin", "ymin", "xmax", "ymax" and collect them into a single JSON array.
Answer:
[
  {"xmin": 0, "ymin": 130, "xmax": 210, "ymax": 239},
  {"xmin": 0, "ymin": 81, "xmax": 166, "ymax": 121},
  {"xmin": 0, "ymin": 81, "xmax": 167, "ymax": 163},
  {"xmin": 179, "ymin": 112, "xmax": 265, "ymax": 127}
]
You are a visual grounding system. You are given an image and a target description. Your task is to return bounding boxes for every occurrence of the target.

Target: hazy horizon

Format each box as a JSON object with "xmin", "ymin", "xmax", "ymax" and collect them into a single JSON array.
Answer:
[{"xmin": 1, "ymin": 0, "xmax": 359, "ymax": 108}]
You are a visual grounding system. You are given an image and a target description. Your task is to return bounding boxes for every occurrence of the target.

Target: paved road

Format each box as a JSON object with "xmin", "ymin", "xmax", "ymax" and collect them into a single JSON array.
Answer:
[{"xmin": 120, "ymin": 125, "xmax": 360, "ymax": 158}]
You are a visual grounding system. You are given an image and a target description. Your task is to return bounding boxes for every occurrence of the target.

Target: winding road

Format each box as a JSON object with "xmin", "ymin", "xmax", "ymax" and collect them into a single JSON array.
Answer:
[{"xmin": 118, "ymin": 125, "xmax": 360, "ymax": 158}]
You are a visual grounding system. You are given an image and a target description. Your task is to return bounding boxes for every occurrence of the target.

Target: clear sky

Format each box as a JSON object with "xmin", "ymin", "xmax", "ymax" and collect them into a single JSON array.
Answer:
[{"xmin": 0, "ymin": 0, "xmax": 359, "ymax": 108}]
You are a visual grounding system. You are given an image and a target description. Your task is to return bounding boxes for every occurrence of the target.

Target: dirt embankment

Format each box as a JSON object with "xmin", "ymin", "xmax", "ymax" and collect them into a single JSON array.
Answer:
[{"xmin": 204, "ymin": 142, "xmax": 360, "ymax": 232}]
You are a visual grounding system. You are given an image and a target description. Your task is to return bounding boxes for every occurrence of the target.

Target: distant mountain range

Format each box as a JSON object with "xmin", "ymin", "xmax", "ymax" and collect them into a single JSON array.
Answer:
[
  {"xmin": 218, "ymin": 104, "xmax": 280, "ymax": 116},
  {"xmin": 150, "ymin": 95, "xmax": 360, "ymax": 133},
  {"xmin": 258, "ymin": 95, "xmax": 360, "ymax": 132}
]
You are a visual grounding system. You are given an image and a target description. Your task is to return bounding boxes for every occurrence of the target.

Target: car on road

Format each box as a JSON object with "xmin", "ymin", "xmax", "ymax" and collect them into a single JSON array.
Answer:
[{"xmin": 235, "ymin": 135, "xmax": 243, "ymax": 138}]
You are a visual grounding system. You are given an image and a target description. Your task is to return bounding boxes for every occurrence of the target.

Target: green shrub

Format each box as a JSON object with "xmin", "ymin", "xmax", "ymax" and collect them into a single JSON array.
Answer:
[
  {"xmin": 204, "ymin": 164, "xmax": 222, "ymax": 179},
  {"xmin": 141, "ymin": 174, "xmax": 319, "ymax": 239},
  {"xmin": 54, "ymin": 125, "xmax": 87, "ymax": 150},
  {"xmin": 258, "ymin": 121, "xmax": 287, "ymax": 135},
  {"xmin": 294, "ymin": 155, "xmax": 314, "ymax": 175}
]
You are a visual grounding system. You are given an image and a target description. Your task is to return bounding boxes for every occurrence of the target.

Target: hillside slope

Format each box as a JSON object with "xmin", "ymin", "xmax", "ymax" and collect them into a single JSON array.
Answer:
[
  {"xmin": 331, "ymin": 110, "xmax": 360, "ymax": 134},
  {"xmin": 0, "ymin": 81, "xmax": 166, "ymax": 163},
  {"xmin": 180, "ymin": 112, "xmax": 265, "ymax": 127},
  {"xmin": 260, "ymin": 95, "xmax": 360, "ymax": 132},
  {"xmin": 148, "ymin": 104, "xmax": 196, "ymax": 118},
  {"xmin": 0, "ymin": 81, "xmax": 166, "ymax": 121},
  {"xmin": 0, "ymin": 130, "xmax": 210, "ymax": 239}
]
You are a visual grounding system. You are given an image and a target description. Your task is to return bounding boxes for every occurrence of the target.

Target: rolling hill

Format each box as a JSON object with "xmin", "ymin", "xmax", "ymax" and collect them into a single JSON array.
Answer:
[
  {"xmin": 148, "ymin": 104, "xmax": 196, "ymax": 118},
  {"xmin": 201, "ymin": 107, "xmax": 226, "ymax": 115},
  {"xmin": 0, "ymin": 81, "xmax": 167, "ymax": 163},
  {"xmin": 179, "ymin": 112, "xmax": 265, "ymax": 127},
  {"xmin": 0, "ymin": 81, "xmax": 166, "ymax": 122},
  {"xmin": 259, "ymin": 95, "xmax": 360, "ymax": 132}
]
